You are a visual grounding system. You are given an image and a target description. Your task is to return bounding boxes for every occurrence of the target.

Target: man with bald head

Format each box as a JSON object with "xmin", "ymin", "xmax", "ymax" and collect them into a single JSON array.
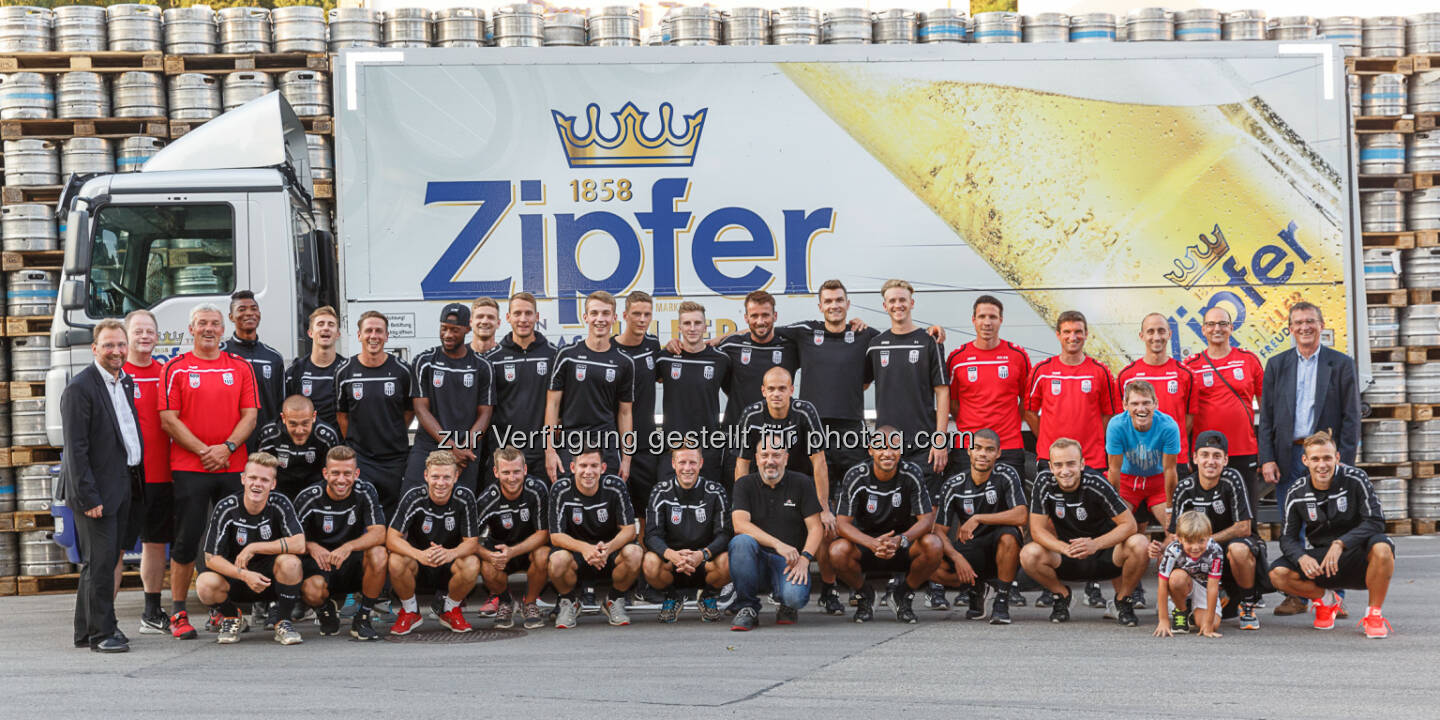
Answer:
[
  {"xmin": 1184, "ymin": 306, "xmax": 1264, "ymax": 515},
  {"xmin": 258, "ymin": 395, "xmax": 342, "ymax": 499}
]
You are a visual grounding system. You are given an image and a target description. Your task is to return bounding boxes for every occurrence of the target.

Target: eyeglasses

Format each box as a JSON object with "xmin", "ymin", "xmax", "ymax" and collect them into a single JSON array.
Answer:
[{"xmin": 1202, "ymin": 321, "xmax": 1231, "ymax": 328}]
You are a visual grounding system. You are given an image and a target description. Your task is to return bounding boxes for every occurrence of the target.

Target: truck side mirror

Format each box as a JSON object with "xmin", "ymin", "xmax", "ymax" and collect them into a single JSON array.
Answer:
[
  {"xmin": 60, "ymin": 278, "xmax": 88, "ymax": 311},
  {"xmin": 61, "ymin": 208, "xmax": 91, "ymax": 276}
]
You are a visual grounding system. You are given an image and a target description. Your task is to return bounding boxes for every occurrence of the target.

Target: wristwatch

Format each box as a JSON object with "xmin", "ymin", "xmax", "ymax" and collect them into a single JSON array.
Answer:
[
  {"xmin": 702, "ymin": 549, "xmax": 713, "ymax": 562},
  {"xmin": 898, "ymin": 535, "xmax": 912, "ymax": 550},
  {"xmin": 800, "ymin": 550, "xmax": 815, "ymax": 560},
  {"xmin": 223, "ymin": 441, "xmax": 238, "ymax": 452}
]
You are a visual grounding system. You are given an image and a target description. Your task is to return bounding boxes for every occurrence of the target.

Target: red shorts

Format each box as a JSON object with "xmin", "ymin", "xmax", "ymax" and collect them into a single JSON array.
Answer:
[{"xmin": 1117, "ymin": 473, "xmax": 1168, "ymax": 516}]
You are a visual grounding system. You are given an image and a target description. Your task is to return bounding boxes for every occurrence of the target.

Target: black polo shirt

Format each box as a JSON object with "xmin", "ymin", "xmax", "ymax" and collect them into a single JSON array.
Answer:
[{"xmin": 733, "ymin": 470, "xmax": 820, "ymax": 550}]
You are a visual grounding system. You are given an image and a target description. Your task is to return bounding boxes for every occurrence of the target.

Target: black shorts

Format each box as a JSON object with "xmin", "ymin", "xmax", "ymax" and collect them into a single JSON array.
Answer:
[
  {"xmin": 901, "ymin": 446, "xmax": 945, "ymax": 500},
  {"xmin": 568, "ymin": 549, "xmax": 621, "ymax": 582},
  {"xmin": 355, "ymin": 453, "xmax": 406, "ymax": 516},
  {"xmin": 858, "ymin": 544, "xmax": 914, "ymax": 576},
  {"xmin": 1270, "ymin": 534, "xmax": 1394, "ymax": 590},
  {"xmin": 949, "ymin": 527, "xmax": 1022, "ymax": 583},
  {"xmin": 628, "ymin": 451, "xmax": 662, "ymax": 515},
  {"xmin": 414, "ymin": 561, "xmax": 459, "ymax": 592},
  {"xmin": 1217, "ymin": 536, "xmax": 1270, "ymax": 593},
  {"xmin": 222, "ymin": 554, "xmax": 279, "ymax": 604},
  {"xmin": 172, "ymin": 470, "xmax": 241, "ymax": 564},
  {"xmin": 140, "ymin": 483, "xmax": 174, "ymax": 544},
  {"xmin": 1055, "ymin": 546, "xmax": 1123, "ymax": 582},
  {"xmin": 301, "ymin": 552, "xmax": 366, "ymax": 596}
]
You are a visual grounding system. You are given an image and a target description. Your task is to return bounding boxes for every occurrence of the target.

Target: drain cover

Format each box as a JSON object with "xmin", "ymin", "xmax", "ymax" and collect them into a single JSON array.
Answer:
[{"xmin": 384, "ymin": 627, "xmax": 529, "ymax": 644}]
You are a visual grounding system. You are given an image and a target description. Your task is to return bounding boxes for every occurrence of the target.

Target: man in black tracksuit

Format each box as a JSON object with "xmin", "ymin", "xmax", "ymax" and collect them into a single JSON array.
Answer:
[
  {"xmin": 643, "ymin": 447, "xmax": 732, "ymax": 623},
  {"xmin": 484, "ymin": 293, "xmax": 558, "ymax": 479},
  {"xmin": 222, "ymin": 290, "xmax": 286, "ymax": 451}
]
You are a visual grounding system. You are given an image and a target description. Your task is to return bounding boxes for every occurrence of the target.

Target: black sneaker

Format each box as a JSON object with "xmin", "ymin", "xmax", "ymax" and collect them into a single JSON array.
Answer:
[
  {"xmin": 579, "ymin": 586, "xmax": 598, "ymax": 614},
  {"xmin": 964, "ymin": 585, "xmax": 990, "ymax": 621},
  {"xmin": 350, "ymin": 613, "xmax": 379, "ymax": 641},
  {"xmin": 881, "ymin": 577, "xmax": 899, "ymax": 608},
  {"xmin": 1130, "ymin": 586, "xmax": 1148, "ymax": 610},
  {"xmin": 1008, "ymin": 584, "xmax": 1027, "ymax": 607},
  {"xmin": 1035, "ymin": 590, "xmax": 1055, "ymax": 608},
  {"xmin": 1169, "ymin": 607, "xmax": 1190, "ymax": 634},
  {"xmin": 1084, "ymin": 582, "xmax": 1106, "ymax": 609},
  {"xmin": 138, "ymin": 609, "xmax": 170, "ymax": 635},
  {"xmin": 1049, "ymin": 590, "xmax": 1072, "ymax": 623},
  {"xmin": 730, "ymin": 606, "xmax": 758, "ymax": 631},
  {"xmin": 818, "ymin": 585, "xmax": 845, "ymax": 616},
  {"xmin": 264, "ymin": 605, "xmax": 281, "ymax": 631},
  {"xmin": 775, "ymin": 605, "xmax": 799, "ymax": 625},
  {"xmin": 893, "ymin": 589, "xmax": 918, "ymax": 624},
  {"xmin": 989, "ymin": 593, "xmax": 1011, "ymax": 625},
  {"xmin": 926, "ymin": 585, "xmax": 950, "ymax": 611},
  {"xmin": 1115, "ymin": 596, "xmax": 1139, "ymax": 627},
  {"xmin": 316, "ymin": 599, "xmax": 340, "ymax": 636},
  {"xmin": 854, "ymin": 585, "xmax": 875, "ymax": 623}
]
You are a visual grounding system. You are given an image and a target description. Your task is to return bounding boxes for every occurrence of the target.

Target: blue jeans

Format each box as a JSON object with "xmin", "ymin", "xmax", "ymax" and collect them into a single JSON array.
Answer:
[{"xmin": 729, "ymin": 534, "xmax": 811, "ymax": 612}]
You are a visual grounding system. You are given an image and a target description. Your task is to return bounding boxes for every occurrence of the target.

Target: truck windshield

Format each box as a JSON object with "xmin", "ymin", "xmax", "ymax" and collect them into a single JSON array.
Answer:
[{"xmin": 88, "ymin": 204, "xmax": 236, "ymax": 318}]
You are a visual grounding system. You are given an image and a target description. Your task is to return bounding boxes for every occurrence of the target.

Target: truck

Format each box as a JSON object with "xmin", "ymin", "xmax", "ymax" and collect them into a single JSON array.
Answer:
[{"xmin": 45, "ymin": 41, "xmax": 1364, "ymax": 443}]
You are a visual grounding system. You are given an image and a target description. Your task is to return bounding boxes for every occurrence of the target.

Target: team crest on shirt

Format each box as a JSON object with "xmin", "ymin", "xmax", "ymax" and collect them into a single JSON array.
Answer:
[
  {"xmin": 605, "ymin": 368, "xmax": 616, "ymax": 382},
  {"xmin": 236, "ymin": 528, "xmax": 248, "ymax": 545},
  {"xmin": 384, "ymin": 381, "xmax": 395, "ymax": 396},
  {"xmin": 597, "ymin": 508, "xmax": 608, "ymax": 523},
  {"xmin": 519, "ymin": 507, "xmax": 529, "ymax": 522},
  {"xmin": 646, "ymin": 357, "xmax": 654, "ymax": 370},
  {"xmin": 963, "ymin": 499, "xmax": 974, "ymax": 514},
  {"xmin": 1050, "ymin": 379, "xmax": 1061, "ymax": 396},
  {"xmin": 740, "ymin": 348, "xmax": 752, "ymax": 365},
  {"xmin": 502, "ymin": 513, "xmax": 513, "ymax": 529},
  {"xmin": 463, "ymin": 373, "xmax": 474, "ymax": 388},
  {"xmin": 1075, "ymin": 506, "xmax": 1087, "ymax": 521},
  {"xmin": 1167, "ymin": 380, "xmax": 1178, "ymax": 395},
  {"xmin": 537, "ymin": 361, "xmax": 547, "ymax": 376},
  {"xmin": 352, "ymin": 384, "xmax": 364, "ymax": 399},
  {"xmin": 433, "ymin": 373, "xmax": 444, "ymax": 388},
  {"xmin": 1307, "ymin": 503, "xmax": 1318, "ymax": 521},
  {"xmin": 1054, "ymin": 503, "xmax": 1065, "ymax": 519},
  {"xmin": 704, "ymin": 365, "xmax": 714, "ymax": 380},
  {"xmin": 771, "ymin": 350, "xmax": 783, "ymax": 365},
  {"xmin": 695, "ymin": 507, "xmax": 706, "ymax": 523},
  {"xmin": 279, "ymin": 455, "xmax": 290, "ymax": 468},
  {"xmin": 302, "ymin": 380, "xmax": 313, "ymax": 396},
  {"xmin": 189, "ymin": 373, "xmax": 201, "ymax": 388},
  {"xmin": 998, "ymin": 366, "xmax": 1008, "ymax": 379},
  {"xmin": 880, "ymin": 351, "xmax": 890, "ymax": 368},
  {"xmin": 908, "ymin": 349, "xmax": 919, "ymax": 364},
  {"xmin": 263, "ymin": 365, "xmax": 272, "ymax": 379},
  {"xmin": 1212, "ymin": 499, "xmax": 1225, "ymax": 514},
  {"xmin": 445, "ymin": 515, "xmax": 455, "ymax": 531},
  {"xmin": 304, "ymin": 450, "xmax": 315, "ymax": 464},
  {"xmin": 986, "ymin": 488, "xmax": 997, "ymax": 504},
  {"xmin": 223, "ymin": 372, "xmax": 234, "ymax": 385},
  {"xmin": 671, "ymin": 364, "xmax": 682, "ymax": 380},
  {"xmin": 671, "ymin": 507, "xmax": 683, "ymax": 524},
  {"xmin": 866, "ymin": 494, "xmax": 878, "ymax": 513},
  {"xmin": 1337, "ymin": 496, "xmax": 1348, "ymax": 513},
  {"xmin": 891, "ymin": 493, "xmax": 902, "ymax": 507},
  {"xmin": 1203, "ymin": 372, "xmax": 1214, "ymax": 387},
  {"xmin": 260, "ymin": 524, "xmax": 272, "ymax": 540},
  {"xmin": 967, "ymin": 366, "xmax": 978, "ymax": 382},
  {"xmin": 348, "ymin": 510, "xmax": 356, "ymax": 525},
  {"xmin": 422, "ymin": 517, "xmax": 433, "ymax": 533},
  {"xmin": 1234, "ymin": 368, "xmax": 1245, "ymax": 380},
  {"xmin": 813, "ymin": 331, "xmax": 824, "ymax": 346},
  {"xmin": 572, "ymin": 508, "xmax": 584, "ymax": 525},
  {"xmin": 576, "ymin": 365, "xmax": 587, "ymax": 381},
  {"xmin": 1080, "ymin": 379, "xmax": 1092, "ymax": 393},
  {"xmin": 845, "ymin": 330, "xmax": 854, "ymax": 344},
  {"xmin": 323, "ymin": 516, "xmax": 334, "ymax": 533},
  {"xmin": 504, "ymin": 365, "xmax": 516, "ymax": 382}
]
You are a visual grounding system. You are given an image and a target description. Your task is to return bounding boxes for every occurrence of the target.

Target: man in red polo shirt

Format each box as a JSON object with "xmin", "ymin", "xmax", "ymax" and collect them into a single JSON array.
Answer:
[
  {"xmin": 947, "ymin": 295, "xmax": 1032, "ymax": 476},
  {"xmin": 1024, "ymin": 309, "xmax": 1119, "ymax": 610},
  {"xmin": 1183, "ymin": 306, "xmax": 1264, "ymax": 515},
  {"xmin": 1117, "ymin": 314, "xmax": 1197, "ymax": 475},
  {"xmin": 160, "ymin": 304, "xmax": 259, "ymax": 640},
  {"xmin": 122, "ymin": 309, "xmax": 173, "ymax": 636}
]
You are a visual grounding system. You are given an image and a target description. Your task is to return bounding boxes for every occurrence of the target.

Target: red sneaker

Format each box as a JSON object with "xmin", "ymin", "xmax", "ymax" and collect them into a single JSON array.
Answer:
[
  {"xmin": 1312, "ymin": 595, "xmax": 1341, "ymax": 631},
  {"xmin": 170, "ymin": 611, "xmax": 197, "ymax": 640},
  {"xmin": 439, "ymin": 606, "xmax": 473, "ymax": 633},
  {"xmin": 1360, "ymin": 609, "xmax": 1392, "ymax": 639},
  {"xmin": 476, "ymin": 596, "xmax": 501, "ymax": 618},
  {"xmin": 389, "ymin": 610, "xmax": 423, "ymax": 636}
]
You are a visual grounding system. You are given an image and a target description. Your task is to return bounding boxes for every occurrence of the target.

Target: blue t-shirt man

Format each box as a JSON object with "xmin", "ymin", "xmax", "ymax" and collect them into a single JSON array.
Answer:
[{"xmin": 1105, "ymin": 410, "xmax": 1181, "ymax": 477}]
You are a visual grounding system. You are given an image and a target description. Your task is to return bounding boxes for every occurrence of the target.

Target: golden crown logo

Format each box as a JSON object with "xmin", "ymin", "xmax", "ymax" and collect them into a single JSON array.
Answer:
[
  {"xmin": 1163, "ymin": 224, "xmax": 1232, "ymax": 289},
  {"xmin": 551, "ymin": 102, "xmax": 707, "ymax": 168}
]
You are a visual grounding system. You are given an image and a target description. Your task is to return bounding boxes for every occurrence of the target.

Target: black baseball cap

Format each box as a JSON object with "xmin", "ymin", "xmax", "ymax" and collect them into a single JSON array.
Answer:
[
  {"xmin": 1194, "ymin": 430, "xmax": 1228, "ymax": 454},
  {"xmin": 439, "ymin": 302, "xmax": 470, "ymax": 328}
]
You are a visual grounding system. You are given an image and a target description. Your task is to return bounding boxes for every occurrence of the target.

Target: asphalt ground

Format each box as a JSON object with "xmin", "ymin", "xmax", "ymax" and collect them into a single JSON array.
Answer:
[{"xmin": 2, "ymin": 535, "xmax": 1438, "ymax": 719}]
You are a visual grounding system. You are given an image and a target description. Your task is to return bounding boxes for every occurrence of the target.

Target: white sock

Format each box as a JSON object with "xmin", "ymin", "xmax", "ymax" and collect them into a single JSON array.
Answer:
[
  {"xmin": 444, "ymin": 597, "xmax": 461, "ymax": 612},
  {"xmin": 401, "ymin": 596, "xmax": 418, "ymax": 614}
]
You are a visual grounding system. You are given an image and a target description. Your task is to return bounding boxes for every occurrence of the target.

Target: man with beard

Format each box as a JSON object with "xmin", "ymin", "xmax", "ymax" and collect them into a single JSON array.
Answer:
[
  {"xmin": 336, "ymin": 311, "xmax": 413, "ymax": 514},
  {"xmin": 296, "ymin": 446, "xmax": 387, "ymax": 640},
  {"xmin": 258, "ymin": 395, "xmax": 340, "ymax": 499},
  {"xmin": 407, "ymin": 303, "xmax": 494, "ymax": 494}
]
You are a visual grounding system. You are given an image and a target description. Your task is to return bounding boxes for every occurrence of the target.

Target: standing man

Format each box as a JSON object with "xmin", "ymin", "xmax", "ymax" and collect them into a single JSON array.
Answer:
[
  {"xmin": 284, "ymin": 305, "xmax": 342, "ymax": 426},
  {"xmin": 932, "ymin": 429, "xmax": 1028, "ymax": 624},
  {"xmin": 336, "ymin": 310, "xmax": 413, "ymax": 515},
  {"xmin": 295, "ymin": 446, "xmax": 388, "ymax": 640},
  {"xmin": 864, "ymin": 279, "xmax": 948, "ymax": 490},
  {"xmin": 1257, "ymin": 301, "xmax": 1362, "ymax": 616},
  {"xmin": 716, "ymin": 291, "xmax": 799, "ymax": 481},
  {"xmin": 122, "ymin": 309, "xmax": 173, "ymax": 635},
  {"xmin": 470, "ymin": 297, "xmax": 501, "ymax": 355},
  {"xmin": 257, "ymin": 395, "xmax": 341, "ymax": 499},
  {"xmin": 161, "ymin": 304, "xmax": 259, "ymax": 640},
  {"xmin": 61, "ymin": 318, "xmax": 144, "ymax": 653},
  {"xmin": 547, "ymin": 448, "xmax": 642, "ymax": 629},
  {"xmin": 474, "ymin": 448, "xmax": 552, "ymax": 630},
  {"xmin": 946, "ymin": 295, "xmax": 1032, "ymax": 476},
  {"xmin": 544, "ymin": 291, "xmax": 635, "ymax": 483},
  {"xmin": 485, "ymin": 292, "xmax": 559, "ymax": 478},
  {"xmin": 387, "ymin": 451, "xmax": 482, "ymax": 635},
  {"xmin": 729, "ymin": 435, "xmax": 824, "ymax": 631},
  {"xmin": 407, "ymin": 303, "xmax": 494, "ymax": 494},
  {"xmin": 1117, "ymin": 314, "xmax": 1197, "ymax": 475},
  {"xmin": 830, "ymin": 427, "xmax": 944, "ymax": 624},
  {"xmin": 221, "ymin": 290, "xmax": 285, "ymax": 450},
  {"xmin": 655, "ymin": 301, "xmax": 731, "ymax": 486},
  {"xmin": 643, "ymin": 447, "xmax": 732, "ymax": 623},
  {"xmin": 1183, "ymin": 307, "xmax": 1264, "ymax": 529},
  {"xmin": 614, "ymin": 291, "xmax": 664, "ymax": 513}
]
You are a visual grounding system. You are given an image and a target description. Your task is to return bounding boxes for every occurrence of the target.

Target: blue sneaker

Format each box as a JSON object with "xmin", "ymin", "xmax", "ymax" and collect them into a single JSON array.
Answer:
[
  {"xmin": 658, "ymin": 596, "xmax": 681, "ymax": 623},
  {"xmin": 338, "ymin": 594, "xmax": 358, "ymax": 619}
]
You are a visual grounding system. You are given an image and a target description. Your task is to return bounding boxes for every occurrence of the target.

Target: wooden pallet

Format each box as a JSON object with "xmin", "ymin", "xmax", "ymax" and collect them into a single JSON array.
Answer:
[
  {"xmin": 0, "ymin": 117, "xmax": 169, "ymax": 141},
  {"xmin": 172, "ymin": 114, "xmax": 332, "ymax": 140},
  {"xmin": 0, "ymin": 185, "xmax": 61, "ymax": 206},
  {"xmin": 1361, "ymin": 231, "xmax": 1416, "ymax": 249},
  {"xmin": 1418, "ymin": 171, "xmax": 1440, "ymax": 190},
  {"xmin": 0, "ymin": 510, "xmax": 54, "ymax": 532},
  {"xmin": 1346, "ymin": 56, "xmax": 1414, "ymax": 75},
  {"xmin": 15, "ymin": 571, "xmax": 145, "ymax": 596},
  {"xmin": 1362, "ymin": 403, "xmax": 1412, "ymax": 421},
  {"xmin": 1408, "ymin": 288, "xmax": 1440, "ymax": 305},
  {"xmin": 1417, "ymin": 113, "xmax": 1439, "ymax": 132},
  {"xmin": 1365, "ymin": 289, "xmax": 1407, "ymax": 307},
  {"xmin": 4, "ymin": 379, "xmax": 45, "ymax": 400},
  {"xmin": 1257, "ymin": 522, "xmax": 1280, "ymax": 542},
  {"xmin": 1358, "ymin": 173, "xmax": 1415, "ymax": 192},
  {"xmin": 1370, "ymin": 346, "xmax": 1408, "ymax": 363},
  {"xmin": 0, "ymin": 446, "xmax": 61, "ymax": 469},
  {"xmin": 1413, "ymin": 54, "xmax": 1440, "ymax": 72},
  {"xmin": 0, "ymin": 576, "xmax": 14, "ymax": 596},
  {"xmin": 314, "ymin": 178, "xmax": 334, "ymax": 199},
  {"xmin": 1412, "ymin": 460, "xmax": 1440, "ymax": 476},
  {"xmin": 163, "ymin": 52, "xmax": 329, "ymax": 75},
  {"xmin": 0, "ymin": 51, "xmax": 163, "ymax": 73},
  {"xmin": 1415, "ymin": 518, "xmax": 1438, "ymax": 535},
  {"xmin": 3, "ymin": 315, "xmax": 51, "ymax": 337},
  {"xmin": 1385, "ymin": 518, "xmax": 1413, "ymax": 536},
  {"xmin": 1415, "ymin": 230, "xmax": 1440, "ymax": 248},
  {"xmin": 0, "ymin": 250, "xmax": 62, "ymax": 272},
  {"xmin": 1358, "ymin": 462, "xmax": 1414, "ymax": 479},
  {"xmin": 1354, "ymin": 116, "xmax": 1415, "ymax": 134},
  {"xmin": 1408, "ymin": 346, "xmax": 1440, "ymax": 364}
]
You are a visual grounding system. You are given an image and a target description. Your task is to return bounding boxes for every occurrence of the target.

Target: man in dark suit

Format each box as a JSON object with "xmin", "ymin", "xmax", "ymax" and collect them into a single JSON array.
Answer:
[
  {"xmin": 60, "ymin": 318, "xmax": 145, "ymax": 653},
  {"xmin": 1257, "ymin": 301, "xmax": 1361, "ymax": 616}
]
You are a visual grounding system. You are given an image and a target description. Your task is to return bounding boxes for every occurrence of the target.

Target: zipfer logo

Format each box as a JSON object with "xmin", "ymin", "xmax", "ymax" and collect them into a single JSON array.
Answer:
[{"xmin": 550, "ymin": 102, "xmax": 708, "ymax": 168}]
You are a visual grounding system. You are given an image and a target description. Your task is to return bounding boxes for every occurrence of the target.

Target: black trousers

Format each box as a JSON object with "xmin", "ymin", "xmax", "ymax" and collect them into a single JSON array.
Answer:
[{"xmin": 73, "ymin": 474, "xmax": 139, "ymax": 647}]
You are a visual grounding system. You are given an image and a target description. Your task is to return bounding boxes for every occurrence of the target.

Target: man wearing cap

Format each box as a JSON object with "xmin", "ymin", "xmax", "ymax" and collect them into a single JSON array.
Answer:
[{"xmin": 406, "ymin": 303, "xmax": 494, "ymax": 495}]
